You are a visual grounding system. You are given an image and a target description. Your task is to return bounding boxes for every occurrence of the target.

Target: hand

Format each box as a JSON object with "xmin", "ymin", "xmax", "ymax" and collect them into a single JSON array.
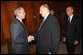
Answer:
[
  {"xmin": 48, "ymin": 52, "xmax": 51, "ymax": 54},
  {"xmin": 63, "ymin": 37, "xmax": 66, "ymax": 42},
  {"xmin": 74, "ymin": 41, "xmax": 79, "ymax": 45},
  {"xmin": 29, "ymin": 35, "xmax": 34, "ymax": 40},
  {"xmin": 27, "ymin": 35, "xmax": 34, "ymax": 42}
]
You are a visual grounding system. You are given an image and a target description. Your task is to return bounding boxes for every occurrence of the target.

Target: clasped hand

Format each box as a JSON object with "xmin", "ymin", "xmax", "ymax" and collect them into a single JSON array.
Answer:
[{"xmin": 27, "ymin": 35, "xmax": 34, "ymax": 42}]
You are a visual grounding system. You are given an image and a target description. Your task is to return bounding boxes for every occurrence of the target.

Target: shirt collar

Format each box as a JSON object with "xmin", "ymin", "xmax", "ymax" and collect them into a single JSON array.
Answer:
[
  {"xmin": 69, "ymin": 14, "xmax": 73, "ymax": 19},
  {"xmin": 16, "ymin": 17, "xmax": 22, "ymax": 22}
]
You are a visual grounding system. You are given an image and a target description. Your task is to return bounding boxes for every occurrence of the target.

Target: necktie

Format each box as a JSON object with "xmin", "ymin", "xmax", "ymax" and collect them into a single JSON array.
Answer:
[
  {"xmin": 22, "ymin": 21, "xmax": 24, "ymax": 25},
  {"xmin": 67, "ymin": 17, "xmax": 70, "ymax": 36}
]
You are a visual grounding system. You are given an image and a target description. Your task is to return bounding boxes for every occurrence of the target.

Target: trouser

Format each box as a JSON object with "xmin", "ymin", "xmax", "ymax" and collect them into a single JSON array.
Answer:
[{"xmin": 66, "ymin": 40, "xmax": 77, "ymax": 54}]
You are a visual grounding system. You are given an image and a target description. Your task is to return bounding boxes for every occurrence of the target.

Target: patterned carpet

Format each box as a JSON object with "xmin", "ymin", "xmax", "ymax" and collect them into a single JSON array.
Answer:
[{"xmin": 1, "ymin": 39, "xmax": 82, "ymax": 54}]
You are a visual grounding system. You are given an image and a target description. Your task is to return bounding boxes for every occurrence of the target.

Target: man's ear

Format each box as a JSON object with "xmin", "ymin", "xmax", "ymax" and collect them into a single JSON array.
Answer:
[
  {"xmin": 17, "ymin": 12, "xmax": 20, "ymax": 15},
  {"xmin": 45, "ymin": 7, "xmax": 48, "ymax": 11},
  {"xmin": 17, "ymin": 12, "xmax": 19, "ymax": 15}
]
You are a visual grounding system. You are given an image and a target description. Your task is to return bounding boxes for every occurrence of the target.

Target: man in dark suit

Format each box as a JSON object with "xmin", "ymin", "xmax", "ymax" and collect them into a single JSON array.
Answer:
[
  {"xmin": 29, "ymin": 4, "xmax": 60, "ymax": 54},
  {"xmin": 63, "ymin": 6, "xmax": 81, "ymax": 54},
  {"xmin": 10, "ymin": 7, "xmax": 32, "ymax": 54}
]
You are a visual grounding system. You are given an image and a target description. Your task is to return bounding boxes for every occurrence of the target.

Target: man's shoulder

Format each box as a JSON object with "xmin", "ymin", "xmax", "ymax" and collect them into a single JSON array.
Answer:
[
  {"xmin": 73, "ymin": 15, "xmax": 80, "ymax": 21},
  {"xmin": 48, "ymin": 14, "xmax": 56, "ymax": 20},
  {"xmin": 49, "ymin": 15, "xmax": 58, "ymax": 22},
  {"xmin": 73, "ymin": 15, "xmax": 79, "ymax": 18},
  {"xmin": 10, "ymin": 18, "xmax": 18, "ymax": 27}
]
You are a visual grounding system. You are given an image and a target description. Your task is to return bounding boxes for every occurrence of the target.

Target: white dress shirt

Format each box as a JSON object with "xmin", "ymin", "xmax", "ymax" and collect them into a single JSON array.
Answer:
[
  {"xmin": 16, "ymin": 17, "xmax": 22, "ymax": 23},
  {"xmin": 68, "ymin": 14, "xmax": 74, "ymax": 23}
]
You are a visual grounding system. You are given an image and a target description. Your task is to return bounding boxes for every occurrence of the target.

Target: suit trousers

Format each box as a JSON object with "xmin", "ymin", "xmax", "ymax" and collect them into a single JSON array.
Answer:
[{"xmin": 66, "ymin": 39, "xmax": 77, "ymax": 54}]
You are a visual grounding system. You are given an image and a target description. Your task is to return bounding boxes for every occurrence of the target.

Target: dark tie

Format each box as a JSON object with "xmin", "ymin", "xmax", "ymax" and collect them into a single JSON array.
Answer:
[{"xmin": 67, "ymin": 17, "xmax": 70, "ymax": 36}]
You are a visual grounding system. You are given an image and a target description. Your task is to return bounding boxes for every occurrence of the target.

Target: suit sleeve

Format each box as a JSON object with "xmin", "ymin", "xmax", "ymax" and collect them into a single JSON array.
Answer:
[
  {"xmin": 64, "ymin": 17, "xmax": 67, "ymax": 38},
  {"xmin": 49, "ymin": 19, "xmax": 60, "ymax": 54},
  {"xmin": 72, "ymin": 18, "xmax": 81, "ymax": 41},
  {"xmin": 32, "ymin": 31, "xmax": 39, "ymax": 41},
  {"xmin": 10, "ymin": 23, "xmax": 28, "ymax": 44},
  {"xmin": 32, "ymin": 19, "xmax": 43, "ymax": 41}
]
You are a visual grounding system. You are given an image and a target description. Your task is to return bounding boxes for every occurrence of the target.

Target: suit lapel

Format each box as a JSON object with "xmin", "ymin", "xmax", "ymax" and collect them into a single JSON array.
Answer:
[
  {"xmin": 15, "ymin": 18, "xmax": 27, "ymax": 33},
  {"xmin": 38, "ymin": 14, "xmax": 50, "ymax": 32}
]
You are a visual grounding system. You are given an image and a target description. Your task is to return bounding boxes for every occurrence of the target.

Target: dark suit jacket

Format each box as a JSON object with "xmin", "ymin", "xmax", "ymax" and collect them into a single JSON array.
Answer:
[
  {"xmin": 10, "ymin": 18, "xmax": 29, "ymax": 54},
  {"xmin": 33, "ymin": 14, "xmax": 60, "ymax": 54},
  {"xmin": 64, "ymin": 15, "xmax": 81, "ymax": 43}
]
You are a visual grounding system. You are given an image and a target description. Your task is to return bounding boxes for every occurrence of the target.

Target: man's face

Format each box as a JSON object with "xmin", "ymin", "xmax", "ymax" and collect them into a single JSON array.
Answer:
[
  {"xmin": 18, "ymin": 8, "xmax": 26, "ymax": 19},
  {"xmin": 66, "ymin": 7, "xmax": 73, "ymax": 16},
  {"xmin": 39, "ymin": 6, "xmax": 46, "ymax": 17}
]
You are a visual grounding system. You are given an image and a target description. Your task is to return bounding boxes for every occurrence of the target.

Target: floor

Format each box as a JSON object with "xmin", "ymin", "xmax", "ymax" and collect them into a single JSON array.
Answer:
[{"xmin": 1, "ymin": 39, "xmax": 82, "ymax": 54}]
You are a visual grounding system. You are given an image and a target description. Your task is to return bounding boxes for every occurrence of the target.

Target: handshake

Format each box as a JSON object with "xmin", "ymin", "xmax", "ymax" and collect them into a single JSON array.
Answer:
[{"xmin": 27, "ymin": 35, "xmax": 34, "ymax": 42}]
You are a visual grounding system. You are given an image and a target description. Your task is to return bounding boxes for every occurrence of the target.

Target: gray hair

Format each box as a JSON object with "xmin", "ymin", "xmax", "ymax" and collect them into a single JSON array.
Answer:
[
  {"xmin": 14, "ymin": 7, "xmax": 23, "ymax": 16},
  {"xmin": 41, "ymin": 4, "xmax": 50, "ymax": 10}
]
